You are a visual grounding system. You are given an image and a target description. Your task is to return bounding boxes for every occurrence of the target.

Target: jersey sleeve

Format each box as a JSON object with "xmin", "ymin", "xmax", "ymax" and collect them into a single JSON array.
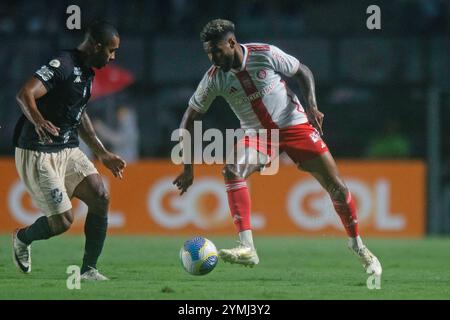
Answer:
[
  {"xmin": 268, "ymin": 45, "xmax": 300, "ymax": 77},
  {"xmin": 34, "ymin": 53, "xmax": 73, "ymax": 91},
  {"xmin": 188, "ymin": 68, "xmax": 219, "ymax": 114}
]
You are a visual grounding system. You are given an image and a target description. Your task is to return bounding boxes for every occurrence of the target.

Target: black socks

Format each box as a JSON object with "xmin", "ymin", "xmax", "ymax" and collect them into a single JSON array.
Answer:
[
  {"xmin": 17, "ymin": 216, "xmax": 52, "ymax": 245},
  {"xmin": 81, "ymin": 213, "xmax": 108, "ymax": 274}
]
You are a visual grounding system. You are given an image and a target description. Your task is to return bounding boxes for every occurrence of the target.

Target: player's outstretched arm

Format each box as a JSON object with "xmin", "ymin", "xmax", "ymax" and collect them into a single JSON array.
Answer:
[
  {"xmin": 16, "ymin": 77, "xmax": 60, "ymax": 143},
  {"xmin": 294, "ymin": 63, "xmax": 324, "ymax": 135},
  {"xmin": 78, "ymin": 111, "xmax": 126, "ymax": 179},
  {"xmin": 173, "ymin": 106, "xmax": 203, "ymax": 195}
]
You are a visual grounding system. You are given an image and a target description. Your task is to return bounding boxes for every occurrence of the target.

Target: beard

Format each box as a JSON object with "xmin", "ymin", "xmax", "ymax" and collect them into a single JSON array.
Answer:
[{"xmin": 220, "ymin": 57, "xmax": 234, "ymax": 72}]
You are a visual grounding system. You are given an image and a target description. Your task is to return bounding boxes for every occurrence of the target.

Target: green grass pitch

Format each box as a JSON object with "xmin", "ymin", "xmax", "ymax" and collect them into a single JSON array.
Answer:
[{"xmin": 1, "ymin": 235, "xmax": 449, "ymax": 300}]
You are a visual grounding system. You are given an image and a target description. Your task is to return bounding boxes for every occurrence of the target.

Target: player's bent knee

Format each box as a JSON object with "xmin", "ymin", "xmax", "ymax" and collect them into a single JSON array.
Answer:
[
  {"xmin": 97, "ymin": 190, "xmax": 110, "ymax": 209},
  {"xmin": 88, "ymin": 189, "xmax": 109, "ymax": 214},
  {"xmin": 48, "ymin": 211, "xmax": 73, "ymax": 235},
  {"xmin": 328, "ymin": 182, "xmax": 348, "ymax": 203}
]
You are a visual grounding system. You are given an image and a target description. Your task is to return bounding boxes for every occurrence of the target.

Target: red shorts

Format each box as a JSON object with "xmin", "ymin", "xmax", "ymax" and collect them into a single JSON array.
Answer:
[{"xmin": 238, "ymin": 123, "xmax": 329, "ymax": 164}]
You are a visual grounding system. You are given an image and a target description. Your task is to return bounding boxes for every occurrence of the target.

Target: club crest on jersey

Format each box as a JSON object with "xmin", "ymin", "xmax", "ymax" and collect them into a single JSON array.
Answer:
[
  {"xmin": 74, "ymin": 67, "xmax": 82, "ymax": 76},
  {"xmin": 257, "ymin": 69, "xmax": 267, "ymax": 79},
  {"xmin": 73, "ymin": 67, "xmax": 82, "ymax": 83}
]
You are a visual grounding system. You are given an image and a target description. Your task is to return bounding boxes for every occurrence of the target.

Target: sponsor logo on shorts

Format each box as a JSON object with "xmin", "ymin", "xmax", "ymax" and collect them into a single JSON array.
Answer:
[
  {"xmin": 309, "ymin": 132, "xmax": 321, "ymax": 143},
  {"xmin": 51, "ymin": 188, "xmax": 63, "ymax": 204}
]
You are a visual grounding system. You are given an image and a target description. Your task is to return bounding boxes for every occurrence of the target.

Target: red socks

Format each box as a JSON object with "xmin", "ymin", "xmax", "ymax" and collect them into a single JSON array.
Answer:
[
  {"xmin": 225, "ymin": 178, "xmax": 358, "ymax": 238},
  {"xmin": 225, "ymin": 179, "xmax": 251, "ymax": 232},
  {"xmin": 332, "ymin": 192, "xmax": 359, "ymax": 237}
]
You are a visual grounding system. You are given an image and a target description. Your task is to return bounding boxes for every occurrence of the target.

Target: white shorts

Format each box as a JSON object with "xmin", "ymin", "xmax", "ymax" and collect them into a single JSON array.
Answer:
[{"xmin": 15, "ymin": 147, "xmax": 99, "ymax": 216}]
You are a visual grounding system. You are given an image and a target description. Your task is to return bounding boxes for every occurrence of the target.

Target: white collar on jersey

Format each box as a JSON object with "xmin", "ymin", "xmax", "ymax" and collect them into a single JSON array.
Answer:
[{"xmin": 231, "ymin": 44, "xmax": 248, "ymax": 73}]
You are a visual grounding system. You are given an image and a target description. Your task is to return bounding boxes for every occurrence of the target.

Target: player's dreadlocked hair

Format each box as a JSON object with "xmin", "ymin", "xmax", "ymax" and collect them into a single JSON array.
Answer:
[
  {"xmin": 200, "ymin": 19, "xmax": 235, "ymax": 42},
  {"xmin": 85, "ymin": 20, "xmax": 119, "ymax": 46}
]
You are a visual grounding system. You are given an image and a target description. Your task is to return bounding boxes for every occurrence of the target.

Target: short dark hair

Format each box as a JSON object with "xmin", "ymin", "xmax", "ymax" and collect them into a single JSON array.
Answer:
[
  {"xmin": 200, "ymin": 19, "xmax": 235, "ymax": 42},
  {"xmin": 85, "ymin": 20, "xmax": 119, "ymax": 45}
]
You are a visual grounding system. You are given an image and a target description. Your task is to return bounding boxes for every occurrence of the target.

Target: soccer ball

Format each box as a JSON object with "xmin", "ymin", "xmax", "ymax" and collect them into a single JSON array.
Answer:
[{"xmin": 180, "ymin": 237, "xmax": 218, "ymax": 275}]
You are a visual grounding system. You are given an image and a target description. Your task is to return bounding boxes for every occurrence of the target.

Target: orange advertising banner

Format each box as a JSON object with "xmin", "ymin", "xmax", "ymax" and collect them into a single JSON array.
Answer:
[{"xmin": 0, "ymin": 159, "xmax": 425, "ymax": 237}]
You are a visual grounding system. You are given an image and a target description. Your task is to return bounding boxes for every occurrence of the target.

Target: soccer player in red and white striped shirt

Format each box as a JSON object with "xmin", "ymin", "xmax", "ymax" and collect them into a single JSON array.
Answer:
[{"xmin": 174, "ymin": 19, "xmax": 381, "ymax": 276}]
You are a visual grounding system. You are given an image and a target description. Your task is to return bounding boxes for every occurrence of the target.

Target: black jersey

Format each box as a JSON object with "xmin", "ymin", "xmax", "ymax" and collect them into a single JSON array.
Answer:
[{"xmin": 13, "ymin": 49, "xmax": 95, "ymax": 152}]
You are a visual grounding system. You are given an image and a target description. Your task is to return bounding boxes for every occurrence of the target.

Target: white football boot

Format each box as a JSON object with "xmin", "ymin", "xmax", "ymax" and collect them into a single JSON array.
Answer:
[
  {"xmin": 12, "ymin": 229, "xmax": 31, "ymax": 273},
  {"xmin": 219, "ymin": 242, "xmax": 259, "ymax": 267},
  {"xmin": 349, "ymin": 242, "xmax": 382, "ymax": 276},
  {"xmin": 81, "ymin": 267, "xmax": 109, "ymax": 281}
]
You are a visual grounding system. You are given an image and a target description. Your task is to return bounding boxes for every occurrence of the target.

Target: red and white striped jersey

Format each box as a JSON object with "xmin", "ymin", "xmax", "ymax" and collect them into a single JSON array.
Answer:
[{"xmin": 189, "ymin": 43, "xmax": 308, "ymax": 129}]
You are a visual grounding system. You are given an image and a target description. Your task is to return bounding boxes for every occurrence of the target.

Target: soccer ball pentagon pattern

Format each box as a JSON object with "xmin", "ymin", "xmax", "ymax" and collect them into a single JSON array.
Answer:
[{"xmin": 180, "ymin": 237, "xmax": 218, "ymax": 275}]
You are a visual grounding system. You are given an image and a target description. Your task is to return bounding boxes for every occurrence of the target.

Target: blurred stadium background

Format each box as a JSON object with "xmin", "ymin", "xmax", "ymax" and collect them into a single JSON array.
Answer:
[{"xmin": 0, "ymin": 0, "xmax": 449, "ymax": 299}]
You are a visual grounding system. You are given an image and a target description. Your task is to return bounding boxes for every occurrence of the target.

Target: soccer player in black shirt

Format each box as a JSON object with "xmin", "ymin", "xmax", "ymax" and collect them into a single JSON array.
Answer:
[{"xmin": 12, "ymin": 21, "xmax": 126, "ymax": 280}]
